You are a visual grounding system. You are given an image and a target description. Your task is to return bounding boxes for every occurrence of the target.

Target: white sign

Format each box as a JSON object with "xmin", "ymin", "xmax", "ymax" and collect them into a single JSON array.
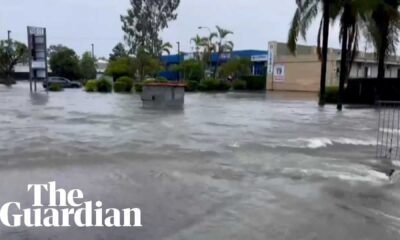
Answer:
[
  {"xmin": 267, "ymin": 43, "xmax": 274, "ymax": 74},
  {"xmin": 251, "ymin": 54, "xmax": 268, "ymax": 62},
  {"xmin": 274, "ymin": 64, "xmax": 285, "ymax": 82},
  {"xmin": 32, "ymin": 61, "xmax": 46, "ymax": 69},
  {"xmin": 28, "ymin": 26, "xmax": 45, "ymax": 36}
]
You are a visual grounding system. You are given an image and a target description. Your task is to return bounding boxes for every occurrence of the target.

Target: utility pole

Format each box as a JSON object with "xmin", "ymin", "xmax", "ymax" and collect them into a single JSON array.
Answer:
[
  {"xmin": 177, "ymin": 41, "xmax": 180, "ymax": 81},
  {"xmin": 91, "ymin": 43, "xmax": 95, "ymax": 59},
  {"xmin": 7, "ymin": 30, "xmax": 11, "ymax": 84}
]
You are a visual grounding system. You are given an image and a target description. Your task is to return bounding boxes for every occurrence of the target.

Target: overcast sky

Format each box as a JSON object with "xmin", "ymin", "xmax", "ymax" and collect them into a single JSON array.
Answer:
[{"xmin": 0, "ymin": 0, "xmax": 344, "ymax": 58}]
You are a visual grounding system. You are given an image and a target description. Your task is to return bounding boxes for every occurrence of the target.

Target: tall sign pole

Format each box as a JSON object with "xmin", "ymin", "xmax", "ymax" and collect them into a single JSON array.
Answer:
[{"xmin": 27, "ymin": 26, "xmax": 48, "ymax": 93}]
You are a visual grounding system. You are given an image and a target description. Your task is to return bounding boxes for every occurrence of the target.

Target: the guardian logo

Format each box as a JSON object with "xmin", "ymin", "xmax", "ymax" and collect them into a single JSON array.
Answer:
[{"xmin": 0, "ymin": 182, "xmax": 142, "ymax": 228}]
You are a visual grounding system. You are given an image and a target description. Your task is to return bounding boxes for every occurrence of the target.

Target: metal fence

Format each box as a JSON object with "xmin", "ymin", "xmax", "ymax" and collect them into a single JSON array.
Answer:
[{"xmin": 376, "ymin": 101, "xmax": 400, "ymax": 160}]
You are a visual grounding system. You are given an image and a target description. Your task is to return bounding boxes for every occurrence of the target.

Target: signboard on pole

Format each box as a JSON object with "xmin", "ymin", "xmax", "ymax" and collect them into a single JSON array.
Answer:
[
  {"xmin": 27, "ymin": 26, "xmax": 48, "ymax": 92},
  {"xmin": 267, "ymin": 43, "xmax": 275, "ymax": 74}
]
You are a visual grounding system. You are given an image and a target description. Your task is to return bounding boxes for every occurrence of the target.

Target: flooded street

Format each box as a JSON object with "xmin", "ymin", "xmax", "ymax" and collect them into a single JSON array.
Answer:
[{"xmin": 1, "ymin": 82, "xmax": 400, "ymax": 239}]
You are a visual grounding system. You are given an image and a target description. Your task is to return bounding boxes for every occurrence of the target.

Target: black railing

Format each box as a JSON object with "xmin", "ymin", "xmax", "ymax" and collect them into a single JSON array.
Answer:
[{"xmin": 376, "ymin": 101, "xmax": 400, "ymax": 160}]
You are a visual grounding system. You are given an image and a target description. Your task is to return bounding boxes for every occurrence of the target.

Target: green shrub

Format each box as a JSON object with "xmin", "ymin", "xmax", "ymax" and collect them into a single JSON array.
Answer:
[
  {"xmin": 185, "ymin": 80, "xmax": 199, "ymax": 92},
  {"xmin": 49, "ymin": 83, "xmax": 63, "ymax": 92},
  {"xmin": 143, "ymin": 79, "xmax": 157, "ymax": 85},
  {"xmin": 198, "ymin": 78, "xmax": 219, "ymax": 91},
  {"xmin": 218, "ymin": 80, "xmax": 231, "ymax": 91},
  {"xmin": 85, "ymin": 79, "xmax": 97, "ymax": 92},
  {"xmin": 241, "ymin": 76, "xmax": 265, "ymax": 90},
  {"xmin": 156, "ymin": 76, "xmax": 168, "ymax": 83},
  {"xmin": 198, "ymin": 78, "xmax": 231, "ymax": 92},
  {"xmin": 114, "ymin": 81, "xmax": 128, "ymax": 93},
  {"xmin": 116, "ymin": 76, "xmax": 133, "ymax": 92},
  {"xmin": 96, "ymin": 78, "xmax": 113, "ymax": 93},
  {"xmin": 325, "ymin": 86, "xmax": 339, "ymax": 103},
  {"xmin": 233, "ymin": 80, "xmax": 247, "ymax": 90},
  {"xmin": 134, "ymin": 83, "xmax": 143, "ymax": 93}
]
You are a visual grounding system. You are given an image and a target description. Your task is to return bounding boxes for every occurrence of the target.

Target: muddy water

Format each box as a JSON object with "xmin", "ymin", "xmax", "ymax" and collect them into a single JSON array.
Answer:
[{"xmin": 0, "ymin": 82, "xmax": 400, "ymax": 240}]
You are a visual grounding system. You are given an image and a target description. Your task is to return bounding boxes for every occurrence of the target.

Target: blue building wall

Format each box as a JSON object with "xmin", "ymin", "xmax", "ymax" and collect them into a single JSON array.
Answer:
[{"xmin": 159, "ymin": 50, "xmax": 268, "ymax": 81}]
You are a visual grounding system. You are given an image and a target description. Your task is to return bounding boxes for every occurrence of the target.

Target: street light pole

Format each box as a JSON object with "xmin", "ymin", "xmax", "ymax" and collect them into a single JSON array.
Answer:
[
  {"xmin": 91, "ymin": 43, "xmax": 95, "ymax": 59},
  {"xmin": 177, "ymin": 41, "xmax": 180, "ymax": 81},
  {"xmin": 198, "ymin": 26, "xmax": 211, "ymax": 35},
  {"xmin": 7, "ymin": 30, "xmax": 11, "ymax": 53}
]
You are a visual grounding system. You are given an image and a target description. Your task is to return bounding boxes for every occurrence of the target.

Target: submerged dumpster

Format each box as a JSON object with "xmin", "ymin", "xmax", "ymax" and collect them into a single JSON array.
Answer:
[{"xmin": 141, "ymin": 83, "xmax": 186, "ymax": 108}]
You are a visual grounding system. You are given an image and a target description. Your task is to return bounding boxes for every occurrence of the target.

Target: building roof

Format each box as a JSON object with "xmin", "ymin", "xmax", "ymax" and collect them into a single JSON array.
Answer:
[{"xmin": 161, "ymin": 49, "xmax": 268, "ymax": 64}]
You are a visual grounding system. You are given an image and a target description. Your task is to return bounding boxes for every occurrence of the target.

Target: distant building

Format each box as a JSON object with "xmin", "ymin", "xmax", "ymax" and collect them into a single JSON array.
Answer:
[
  {"xmin": 267, "ymin": 41, "xmax": 400, "ymax": 92},
  {"xmin": 160, "ymin": 50, "xmax": 268, "ymax": 80}
]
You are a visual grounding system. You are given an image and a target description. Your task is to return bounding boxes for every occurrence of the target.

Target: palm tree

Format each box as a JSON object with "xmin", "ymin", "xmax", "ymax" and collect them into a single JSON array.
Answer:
[
  {"xmin": 199, "ymin": 34, "xmax": 217, "ymax": 76},
  {"xmin": 191, "ymin": 35, "xmax": 205, "ymax": 61},
  {"xmin": 288, "ymin": 0, "xmax": 332, "ymax": 106},
  {"xmin": 155, "ymin": 41, "xmax": 173, "ymax": 56},
  {"xmin": 332, "ymin": 0, "xmax": 379, "ymax": 110},
  {"xmin": 368, "ymin": 0, "xmax": 399, "ymax": 98},
  {"xmin": 213, "ymin": 26, "xmax": 234, "ymax": 77}
]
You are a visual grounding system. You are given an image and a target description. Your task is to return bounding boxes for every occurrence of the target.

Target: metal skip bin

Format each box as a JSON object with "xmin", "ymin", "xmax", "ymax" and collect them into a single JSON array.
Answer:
[{"xmin": 141, "ymin": 83, "xmax": 186, "ymax": 108}]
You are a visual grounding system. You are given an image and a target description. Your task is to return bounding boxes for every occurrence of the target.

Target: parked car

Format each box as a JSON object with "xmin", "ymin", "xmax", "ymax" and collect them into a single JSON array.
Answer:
[{"xmin": 43, "ymin": 77, "xmax": 82, "ymax": 89}]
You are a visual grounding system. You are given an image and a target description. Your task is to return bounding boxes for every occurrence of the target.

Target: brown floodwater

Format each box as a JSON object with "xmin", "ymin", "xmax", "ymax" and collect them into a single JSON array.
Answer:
[{"xmin": 0, "ymin": 82, "xmax": 399, "ymax": 240}]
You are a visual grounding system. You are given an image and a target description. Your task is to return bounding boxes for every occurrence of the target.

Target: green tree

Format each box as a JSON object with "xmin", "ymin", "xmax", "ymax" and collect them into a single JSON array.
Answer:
[
  {"xmin": 288, "ymin": 0, "xmax": 332, "ymax": 106},
  {"xmin": 80, "ymin": 52, "xmax": 97, "ymax": 81},
  {"xmin": 134, "ymin": 47, "xmax": 164, "ymax": 81},
  {"xmin": 331, "ymin": 0, "xmax": 372, "ymax": 110},
  {"xmin": 154, "ymin": 40, "xmax": 173, "ymax": 56},
  {"xmin": 171, "ymin": 59, "xmax": 204, "ymax": 81},
  {"xmin": 105, "ymin": 57, "xmax": 135, "ymax": 80},
  {"xmin": 49, "ymin": 45, "xmax": 81, "ymax": 80},
  {"xmin": 218, "ymin": 57, "xmax": 251, "ymax": 80},
  {"xmin": 0, "ymin": 40, "xmax": 28, "ymax": 85},
  {"xmin": 109, "ymin": 43, "xmax": 128, "ymax": 61},
  {"xmin": 121, "ymin": 0, "xmax": 180, "ymax": 55},
  {"xmin": 369, "ymin": 0, "xmax": 400, "ymax": 83},
  {"xmin": 213, "ymin": 26, "xmax": 234, "ymax": 77},
  {"xmin": 191, "ymin": 35, "xmax": 205, "ymax": 61}
]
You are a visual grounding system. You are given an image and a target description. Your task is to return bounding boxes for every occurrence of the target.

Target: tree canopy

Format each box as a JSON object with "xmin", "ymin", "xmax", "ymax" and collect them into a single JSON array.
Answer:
[
  {"xmin": 49, "ymin": 45, "xmax": 81, "ymax": 80},
  {"xmin": 121, "ymin": 0, "xmax": 180, "ymax": 55},
  {"xmin": 0, "ymin": 40, "xmax": 28, "ymax": 85},
  {"xmin": 80, "ymin": 52, "xmax": 97, "ymax": 80}
]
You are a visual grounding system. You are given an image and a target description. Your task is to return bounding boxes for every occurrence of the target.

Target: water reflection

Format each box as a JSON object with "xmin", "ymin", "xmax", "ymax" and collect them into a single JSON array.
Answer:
[{"xmin": 30, "ymin": 92, "xmax": 49, "ymax": 105}]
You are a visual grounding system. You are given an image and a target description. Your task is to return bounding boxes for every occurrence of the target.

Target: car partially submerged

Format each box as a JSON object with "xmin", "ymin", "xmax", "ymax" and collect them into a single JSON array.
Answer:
[{"xmin": 43, "ymin": 77, "xmax": 82, "ymax": 89}]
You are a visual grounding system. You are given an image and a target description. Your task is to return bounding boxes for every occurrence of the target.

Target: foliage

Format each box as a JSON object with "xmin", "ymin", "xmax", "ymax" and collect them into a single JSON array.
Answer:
[
  {"xmin": 171, "ymin": 59, "xmax": 204, "ymax": 81},
  {"xmin": 241, "ymin": 76, "xmax": 266, "ymax": 90},
  {"xmin": 198, "ymin": 78, "xmax": 231, "ymax": 92},
  {"xmin": 185, "ymin": 80, "xmax": 199, "ymax": 92},
  {"xmin": 80, "ymin": 52, "xmax": 97, "ymax": 81},
  {"xmin": 116, "ymin": 76, "xmax": 133, "ymax": 92},
  {"xmin": 121, "ymin": 0, "xmax": 180, "ymax": 55},
  {"xmin": 232, "ymin": 80, "xmax": 247, "ymax": 90},
  {"xmin": 135, "ymin": 48, "xmax": 164, "ymax": 81},
  {"xmin": 368, "ymin": 0, "xmax": 400, "ymax": 80},
  {"xmin": 114, "ymin": 81, "xmax": 128, "ymax": 93},
  {"xmin": 49, "ymin": 45, "xmax": 81, "ymax": 80},
  {"xmin": 213, "ymin": 26, "xmax": 234, "ymax": 77},
  {"xmin": 156, "ymin": 76, "xmax": 169, "ymax": 83},
  {"xmin": 134, "ymin": 83, "xmax": 143, "ymax": 93},
  {"xmin": 0, "ymin": 40, "xmax": 28, "ymax": 85},
  {"xmin": 105, "ymin": 57, "xmax": 135, "ymax": 80},
  {"xmin": 109, "ymin": 43, "xmax": 128, "ymax": 61},
  {"xmin": 85, "ymin": 80, "xmax": 97, "ymax": 92},
  {"xmin": 48, "ymin": 83, "xmax": 63, "ymax": 92},
  {"xmin": 96, "ymin": 78, "xmax": 113, "ymax": 93},
  {"xmin": 325, "ymin": 86, "xmax": 339, "ymax": 103},
  {"xmin": 155, "ymin": 41, "xmax": 173, "ymax": 56},
  {"xmin": 218, "ymin": 57, "xmax": 251, "ymax": 79}
]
